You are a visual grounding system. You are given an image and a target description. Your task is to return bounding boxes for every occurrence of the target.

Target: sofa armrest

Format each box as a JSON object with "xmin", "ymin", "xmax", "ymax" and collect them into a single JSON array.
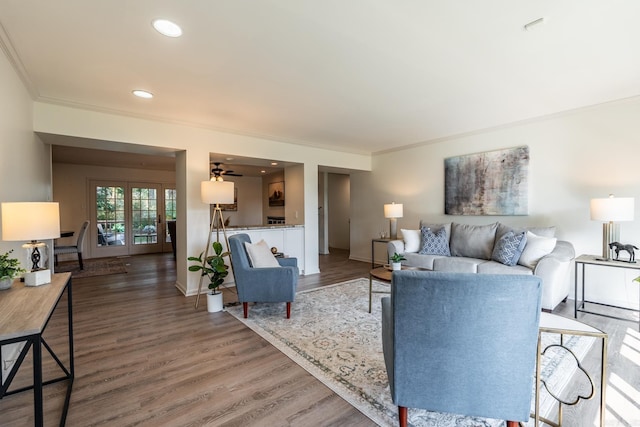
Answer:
[
  {"xmin": 534, "ymin": 240, "xmax": 575, "ymax": 310},
  {"xmin": 277, "ymin": 257, "xmax": 298, "ymax": 268},
  {"xmin": 387, "ymin": 240, "xmax": 405, "ymax": 258}
]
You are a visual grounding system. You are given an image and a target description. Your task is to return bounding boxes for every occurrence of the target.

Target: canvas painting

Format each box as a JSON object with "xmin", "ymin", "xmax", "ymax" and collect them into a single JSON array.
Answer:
[
  {"xmin": 268, "ymin": 181, "xmax": 285, "ymax": 206},
  {"xmin": 445, "ymin": 146, "xmax": 529, "ymax": 215}
]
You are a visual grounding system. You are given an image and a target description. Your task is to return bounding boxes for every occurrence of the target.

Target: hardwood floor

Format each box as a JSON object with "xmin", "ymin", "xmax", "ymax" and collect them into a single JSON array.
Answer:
[{"xmin": 1, "ymin": 250, "xmax": 638, "ymax": 426}]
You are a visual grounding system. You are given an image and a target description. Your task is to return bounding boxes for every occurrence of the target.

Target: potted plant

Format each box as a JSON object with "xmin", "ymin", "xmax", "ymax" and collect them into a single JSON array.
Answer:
[
  {"xmin": 0, "ymin": 249, "xmax": 25, "ymax": 290},
  {"xmin": 188, "ymin": 241, "xmax": 230, "ymax": 312},
  {"xmin": 390, "ymin": 252, "xmax": 406, "ymax": 271}
]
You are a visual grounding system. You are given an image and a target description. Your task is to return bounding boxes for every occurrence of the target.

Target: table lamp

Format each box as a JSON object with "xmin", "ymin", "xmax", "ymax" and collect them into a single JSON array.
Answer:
[
  {"xmin": 1, "ymin": 202, "xmax": 61, "ymax": 286},
  {"xmin": 590, "ymin": 194, "xmax": 634, "ymax": 260},
  {"xmin": 383, "ymin": 202, "xmax": 403, "ymax": 240}
]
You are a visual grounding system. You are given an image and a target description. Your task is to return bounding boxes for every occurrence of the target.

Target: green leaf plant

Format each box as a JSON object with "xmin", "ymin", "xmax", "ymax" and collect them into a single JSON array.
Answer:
[
  {"xmin": 188, "ymin": 241, "xmax": 230, "ymax": 295},
  {"xmin": 0, "ymin": 249, "xmax": 25, "ymax": 280}
]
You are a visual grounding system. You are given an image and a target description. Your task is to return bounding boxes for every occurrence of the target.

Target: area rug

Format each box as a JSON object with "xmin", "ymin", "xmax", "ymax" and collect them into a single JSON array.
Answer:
[
  {"xmin": 227, "ymin": 278, "xmax": 595, "ymax": 427},
  {"xmin": 54, "ymin": 257, "xmax": 127, "ymax": 278}
]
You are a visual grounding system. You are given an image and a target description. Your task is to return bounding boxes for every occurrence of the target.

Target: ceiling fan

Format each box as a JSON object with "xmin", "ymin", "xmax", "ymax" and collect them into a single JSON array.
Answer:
[{"xmin": 211, "ymin": 162, "xmax": 242, "ymax": 178}]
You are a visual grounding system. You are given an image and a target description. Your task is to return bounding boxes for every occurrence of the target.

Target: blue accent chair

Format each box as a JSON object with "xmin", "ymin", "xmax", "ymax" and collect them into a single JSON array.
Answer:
[
  {"xmin": 381, "ymin": 271, "xmax": 542, "ymax": 427},
  {"xmin": 228, "ymin": 233, "xmax": 299, "ymax": 318}
]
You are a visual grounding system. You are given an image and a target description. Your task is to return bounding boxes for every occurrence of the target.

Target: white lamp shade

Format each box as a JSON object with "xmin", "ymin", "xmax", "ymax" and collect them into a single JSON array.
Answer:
[
  {"xmin": 1, "ymin": 202, "xmax": 61, "ymax": 241},
  {"xmin": 201, "ymin": 180, "xmax": 234, "ymax": 204},
  {"xmin": 384, "ymin": 203, "xmax": 403, "ymax": 218},
  {"xmin": 590, "ymin": 197, "xmax": 634, "ymax": 222}
]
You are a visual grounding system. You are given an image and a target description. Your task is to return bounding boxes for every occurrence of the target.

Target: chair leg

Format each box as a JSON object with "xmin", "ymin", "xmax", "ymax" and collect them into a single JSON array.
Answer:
[
  {"xmin": 398, "ymin": 406, "xmax": 407, "ymax": 427},
  {"xmin": 286, "ymin": 302, "xmax": 291, "ymax": 319},
  {"xmin": 78, "ymin": 253, "xmax": 84, "ymax": 270},
  {"xmin": 243, "ymin": 302, "xmax": 248, "ymax": 318}
]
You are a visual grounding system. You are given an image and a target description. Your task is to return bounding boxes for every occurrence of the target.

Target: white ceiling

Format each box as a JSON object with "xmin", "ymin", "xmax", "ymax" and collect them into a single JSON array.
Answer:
[{"xmin": 2, "ymin": 1, "xmax": 639, "ymax": 155}]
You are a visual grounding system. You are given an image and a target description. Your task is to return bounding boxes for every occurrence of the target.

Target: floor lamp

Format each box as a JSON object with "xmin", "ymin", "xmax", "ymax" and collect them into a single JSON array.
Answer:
[{"xmin": 195, "ymin": 178, "xmax": 235, "ymax": 309}]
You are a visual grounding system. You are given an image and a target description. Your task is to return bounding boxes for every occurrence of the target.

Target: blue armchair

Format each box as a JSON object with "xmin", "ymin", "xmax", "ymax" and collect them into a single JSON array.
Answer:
[
  {"xmin": 381, "ymin": 271, "xmax": 542, "ymax": 427},
  {"xmin": 228, "ymin": 234, "xmax": 298, "ymax": 318}
]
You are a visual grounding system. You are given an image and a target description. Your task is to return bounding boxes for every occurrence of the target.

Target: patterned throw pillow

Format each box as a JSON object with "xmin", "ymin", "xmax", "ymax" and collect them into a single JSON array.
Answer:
[
  {"xmin": 418, "ymin": 227, "xmax": 451, "ymax": 256},
  {"xmin": 491, "ymin": 231, "xmax": 527, "ymax": 266}
]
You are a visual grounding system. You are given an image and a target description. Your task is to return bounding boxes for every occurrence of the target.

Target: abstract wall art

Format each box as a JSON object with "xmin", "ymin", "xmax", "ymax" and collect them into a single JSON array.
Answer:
[{"xmin": 444, "ymin": 146, "xmax": 529, "ymax": 215}]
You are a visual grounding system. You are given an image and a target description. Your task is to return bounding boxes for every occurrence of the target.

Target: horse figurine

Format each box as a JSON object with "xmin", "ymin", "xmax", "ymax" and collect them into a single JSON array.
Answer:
[{"xmin": 608, "ymin": 242, "xmax": 638, "ymax": 262}]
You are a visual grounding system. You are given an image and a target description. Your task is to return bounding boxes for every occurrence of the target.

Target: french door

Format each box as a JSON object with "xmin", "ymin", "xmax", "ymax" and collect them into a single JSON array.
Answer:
[{"xmin": 91, "ymin": 180, "xmax": 175, "ymax": 257}]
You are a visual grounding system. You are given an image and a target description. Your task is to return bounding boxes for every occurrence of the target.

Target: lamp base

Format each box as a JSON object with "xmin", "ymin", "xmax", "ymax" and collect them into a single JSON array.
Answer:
[{"xmin": 24, "ymin": 269, "xmax": 51, "ymax": 287}]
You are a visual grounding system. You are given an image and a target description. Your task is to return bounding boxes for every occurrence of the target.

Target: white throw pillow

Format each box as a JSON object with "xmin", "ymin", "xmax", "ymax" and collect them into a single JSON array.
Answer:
[
  {"xmin": 244, "ymin": 239, "xmax": 280, "ymax": 268},
  {"xmin": 518, "ymin": 231, "xmax": 557, "ymax": 269},
  {"xmin": 401, "ymin": 229, "xmax": 421, "ymax": 253}
]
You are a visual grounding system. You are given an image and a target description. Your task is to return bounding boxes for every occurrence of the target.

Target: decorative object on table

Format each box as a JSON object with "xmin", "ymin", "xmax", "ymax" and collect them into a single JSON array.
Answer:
[
  {"xmin": 590, "ymin": 194, "xmax": 635, "ymax": 260},
  {"xmin": 271, "ymin": 246, "xmax": 278, "ymax": 254},
  {"xmin": 0, "ymin": 202, "xmax": 60, "ymax": 286},
  {"xmin": 192, "ymin": 176, "xmax": 234, "ymax": 309},
  {"xmin": 0, "ymin": 249, "xmax": 25, "ymax": 290},
  {"xmin": 608, "ymin": 241, "xmax": 637, "ymax": 263},
  {"xmin": 383, "ymin": 202, "xmax": 403, "ymax": 240},
  {"xmin": 445, "ymin": 145, "xmax": 529, "ymax": 215},
  {"xmin": 268, "ymin": 181, "xmax": 285, "ymax": 206},
  {"xmin": 390, "ymin": 252, "xmax": 406, "ymax": 270}
]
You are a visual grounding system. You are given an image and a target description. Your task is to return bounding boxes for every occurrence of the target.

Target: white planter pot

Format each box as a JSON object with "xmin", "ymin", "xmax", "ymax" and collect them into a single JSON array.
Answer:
[
  {"xmin": 207, "ymin": 292, "xmax": 224, "ymax": 313},
  {"xmin": 392, "ymin": 262, "xmax": 402, "ymax": 271}
]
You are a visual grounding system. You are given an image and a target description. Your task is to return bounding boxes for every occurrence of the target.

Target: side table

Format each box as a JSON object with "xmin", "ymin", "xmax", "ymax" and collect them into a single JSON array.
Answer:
[
  {"xmin": 371, "ymin": 238, "xmax": 391, "ymax": 268},
  {"xmin": 574, "ymin": 254, "xmax": 640, "ymax": 331},
  {"xmin": 536, "ymin": 312, "xmax": 607, "ymax": 427}
]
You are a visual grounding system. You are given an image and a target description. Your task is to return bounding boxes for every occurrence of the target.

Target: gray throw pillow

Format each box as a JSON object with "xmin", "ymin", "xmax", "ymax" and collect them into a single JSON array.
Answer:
[
  {"xmin": 418, "ymin": 227, "xmax": 451, "ymax": 256},
  {"xmin": 492, "ymin": 231, "xmax": 527, "ymax": 266},
  {"xmin": 450, "ymin": 222, "xmax": 498, "ymax": 260}
]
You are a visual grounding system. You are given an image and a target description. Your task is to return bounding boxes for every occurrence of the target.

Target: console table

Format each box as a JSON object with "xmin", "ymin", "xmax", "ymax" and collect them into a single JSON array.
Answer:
[
  {"xmin": 0, "ymin": 273, "xmax": 74, "ymax": 426},
  {"xmin": 574, "ymin": 254, "xmax": 640, "ymax": 331}
]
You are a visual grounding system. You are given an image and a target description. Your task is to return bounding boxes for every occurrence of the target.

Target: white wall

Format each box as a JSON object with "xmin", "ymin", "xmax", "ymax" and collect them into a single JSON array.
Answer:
[
  {"xmin": 0, "ymin": 47, "xmax": 53, "ymax": 268},
  {"xmin": 351, "ymin": 97, "xmax": 640, "ymax": 309},
  {"xmin": 223, "ymin": 176, "xmax": 262, "ymax": 227},
  {"xmin": 284, "ymin": 164, "xmax": 304, "ymax": 225}
]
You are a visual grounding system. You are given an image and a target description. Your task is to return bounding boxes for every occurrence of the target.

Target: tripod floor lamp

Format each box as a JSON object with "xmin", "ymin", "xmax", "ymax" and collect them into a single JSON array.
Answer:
[{"xmin": 195, "ymin": 178, "xmax": 235, "ymax": 309}]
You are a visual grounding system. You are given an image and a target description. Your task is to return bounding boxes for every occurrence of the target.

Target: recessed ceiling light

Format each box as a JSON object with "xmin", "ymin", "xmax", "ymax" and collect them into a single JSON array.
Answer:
[
  {"xmin": 132, "ymin": 90, "xmax": 153, "ymax": 99},
  {"xmin": 261, "ymin": 170, "xmax": 266, "ymax": 174},
  {"xmin": 271, "ymin": 162, "xmax": 278, "ymax": 166},
  {"xmin": 152, "ymin": 19, "xmax": 182, "ymax": 37}
]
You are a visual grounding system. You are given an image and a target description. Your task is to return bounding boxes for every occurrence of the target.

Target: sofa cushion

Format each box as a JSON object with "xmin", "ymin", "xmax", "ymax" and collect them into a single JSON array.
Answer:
[
  {"xmin": 403, "ymin": 252, "xmax": 442, "ymax": 270},
  {"xmin": 418, "ymin": 226, "xmax": 451, "ymax": 256},
  {"xmin": 492, "ymin": 231, "xmax": 527, "ymax": 266},
  {"xmin": 518, "ymin": 231, "xmax": 557, "ymax": 269},
  {"xmin": 244, "ymin": 239, "xmax": 281, "ymax": 268},
  {"xmin": 496, "ymin": 223, "xmax": 556, "ymax": 241},
  {"xmin": 450, "ymin": 222, "xmax": 498, "ymax": 260},
  {"xmin": 401, "ymin": 229, "xmax": 421, "ymax": 253},
  {"xmin": 419, "ymin": 221, "xmax": 451, "ymax": 243},
  {"xmin": 433, "ymin": 257, "xmax": 482, "ymax": 273},
  {"xmin": 477, "ymin": 260, "xmax": 534, "ymax": 275}
]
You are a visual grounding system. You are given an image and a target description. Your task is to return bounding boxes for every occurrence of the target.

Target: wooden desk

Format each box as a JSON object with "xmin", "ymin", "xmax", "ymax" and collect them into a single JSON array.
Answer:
[{"xmin": 0, "ymin": 273, "xmax": 74, "ymax": 426}]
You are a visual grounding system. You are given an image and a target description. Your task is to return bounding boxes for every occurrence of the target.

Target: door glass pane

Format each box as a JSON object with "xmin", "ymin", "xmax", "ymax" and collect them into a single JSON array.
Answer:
[
  {"xmin": 132, "ymin": 187, "xmax": 158, "ymax": 245},
  {"xmin": 96, "ymin": 186, "xmax": 125, "ymax": 246},
  {"xmin": 164, "ymin": 188, "xmax": 177, "ymax": 243}
]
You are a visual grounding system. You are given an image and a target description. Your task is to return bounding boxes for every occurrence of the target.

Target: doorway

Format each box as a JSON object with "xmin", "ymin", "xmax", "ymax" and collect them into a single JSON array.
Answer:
[{"xmin": 91, "ymin": 180, "xmax": 176, "ymax": 257}]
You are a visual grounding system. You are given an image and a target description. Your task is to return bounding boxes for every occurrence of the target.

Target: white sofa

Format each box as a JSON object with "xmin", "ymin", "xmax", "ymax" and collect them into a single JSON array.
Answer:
[{"xmin": 387, "ymin": 221, "xmax": 575, "ymax": 311}]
